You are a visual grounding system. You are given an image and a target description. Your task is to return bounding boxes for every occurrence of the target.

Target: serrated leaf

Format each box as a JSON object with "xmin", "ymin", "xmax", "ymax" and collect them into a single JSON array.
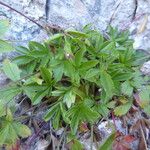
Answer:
[
  {"xmin": 44, "ymin": 103, "xmax": 60, "ymax": 121},
  {"xmin": 47, "ymin": 33, "xmax": 63, "ymax": 42},
  {"xmin": 40, "ymin": 67, "xmax": 52, "ymax": 85},
  {"xmin": 99, "ymin": 132, "xmax": 115, "ymax": 150},
  {"xmin": 65, "ymin": 30, "xmax": 87, "ymax": 37},
  {"xmin": 71, "ymin": 112, "xmax": 79, "ymax": 135},
  {"xmin": 0, "ymin": 86, "xmax": 21, "ymax": 102},
  {"xmin": 71, "ymin": 139, "xmax": 83, "ymax": 150},
  {"xmin": 63, "ymin": 90, "xmax": 76, "ymax": 108},
  {"xmin": 80, "ymin": 60, "xmax": 99, "ymax": 70},
  {"xmin": 100, "ymin": 70, "xmax": 115, "ymax": 100},
  {"xmin": 84, "ymin": 68, "xmax": 99, "ymax": 79},
  {"xmin": 121, "ymin": 81, "xmax": 133, "ymax": 96},
  {"xmin": 114, "ymin": 101, "xmax": 132, "ymax": 116},
  {"xmin": 75, "ymin": 47, "xmax": 85, "ymax": 67},
  {"xmin": 3, "ymin": 59, "xmax": 21, "ymax": 81},
  {"xmin": 0, "ymin": 19, "xmax": 10, "ymax": 37},
  {"xmin": 13, "ymin": 123, "xmax": 31, "ymax": 138},
  {"xmin": 13, "ymin": 55, "xmax": 34, "ymax": 65},
  {"xmin": 0, "ymin": 40, "xmax": 14, "ymax": 53},
  {"xmin": 32, "ymin": 88, "xmax": 49, "ymax": 105},
  {"xmin": 52, "ymin": 109, "xmax": 61, "ymax": 129}
]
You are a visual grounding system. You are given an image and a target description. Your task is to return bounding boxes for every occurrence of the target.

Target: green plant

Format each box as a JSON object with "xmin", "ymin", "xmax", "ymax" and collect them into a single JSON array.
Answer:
[
  {"xmin": 0, "ymin": 20, "xmax": 31, "ymax": 148},
  {"xmin": 0, "ymin": 20, "xmax": 150, "ymax": 148}
]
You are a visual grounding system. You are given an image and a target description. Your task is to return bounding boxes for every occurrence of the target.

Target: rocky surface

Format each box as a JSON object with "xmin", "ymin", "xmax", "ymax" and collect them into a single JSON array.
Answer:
[
  {"xmin": 0, "ymin": 1, "xmax": 150, "ymax": 149},
  {"xmin": 0, "ymin": 0, "xmax": 149, "ymax": 50}
]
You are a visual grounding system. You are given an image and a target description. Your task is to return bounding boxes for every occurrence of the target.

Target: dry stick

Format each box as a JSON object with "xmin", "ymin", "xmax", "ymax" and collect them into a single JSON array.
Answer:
[
  {"xmin": 90, "ymin": 124, "xmax": 94, "ymax": 150},
  {"xmin": 0, "ymin": 1, "xmax": 62, "ymax": 32},
  {"xmin": 0, "ymin": 1, "xmax": 43, "ymax": 29},
  {"xmin": 132, "ymin": 0, "xmax": 138, "ymax": 20},
  {"xmin": 108, "ymin": 0, "xmax": 124, "ymax": 25}
]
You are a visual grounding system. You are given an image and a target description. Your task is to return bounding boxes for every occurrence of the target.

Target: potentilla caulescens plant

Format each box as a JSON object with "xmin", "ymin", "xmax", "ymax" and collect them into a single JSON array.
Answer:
[{"xmin": 0, "ymin": 20, "xmax": 150, "ymax": 148}]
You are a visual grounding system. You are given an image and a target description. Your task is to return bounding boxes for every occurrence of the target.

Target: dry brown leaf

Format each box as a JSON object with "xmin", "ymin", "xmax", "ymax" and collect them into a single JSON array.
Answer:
[
  {"xmin": 138, "ymin": 124, "xmax": 148, "ymax": 150},
  {"xmin": 137, "ymin": 14, "xmax": 148, "ymax": 34}
]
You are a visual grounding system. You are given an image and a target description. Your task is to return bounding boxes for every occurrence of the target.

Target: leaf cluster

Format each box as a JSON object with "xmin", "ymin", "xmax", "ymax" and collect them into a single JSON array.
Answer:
[{"xmin": 0, "ymin": 21, "xmax": 150, "ymax": 148}]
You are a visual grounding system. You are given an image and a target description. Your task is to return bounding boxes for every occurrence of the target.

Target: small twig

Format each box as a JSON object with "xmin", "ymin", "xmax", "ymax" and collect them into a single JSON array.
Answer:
[
  {"xmin": 108, "ymin": 0, "xmax": 124, "ymax": 25},
  {"xmin": 132, "ymin": 0, "xmax": 138, "ymax": 20},
  {"xmin": 0, "ymin": 1, "xmax": 44, "ymax": 29},
  {"xmin": 57, "ymin": 127, "xmax": 67, "ymax": 150},
  {"xmin": 111, "ymin": 111, "xmax": 117, "ymax": 131},
  {"xmin": 0, "ymin": 1, "xmax": 63, "ymax": 33},
  {"xmin": 90, "ymin": 124, "xmax": 94, "ymax": 150},
  {"xmin": 139, "ymin": 124, "xmax": 148, "ymax": 150}
]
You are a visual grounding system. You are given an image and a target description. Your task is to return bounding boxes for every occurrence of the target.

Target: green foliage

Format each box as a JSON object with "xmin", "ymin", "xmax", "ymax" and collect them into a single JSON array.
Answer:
[
  {"xmin": 0, "ymin": 111, "xmax": 31, "ymax": 146},
  {"xmin": 0, "ymin": 20, "xmax": 14, "ymax": 53},
  {"xmin": 99, "ymin": 132, "xmax": 115, "ymax": 150},
  {"xmin": 0, "ymin": 20, "xmax": 150, "ymax": 148}
]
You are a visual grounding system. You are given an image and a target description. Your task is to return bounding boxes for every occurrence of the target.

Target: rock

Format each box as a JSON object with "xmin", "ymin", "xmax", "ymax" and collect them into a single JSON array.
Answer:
[
  {"xmin": 0, "ymin": 72, "xmax": 9, "ymax": 88},
  {"xmin": 141, "ymin": 61, "xmax": 150, "ymax": 75},
  {"xmin": 0, "ymin": 0, "xmax": 149, "ymax": 51}
]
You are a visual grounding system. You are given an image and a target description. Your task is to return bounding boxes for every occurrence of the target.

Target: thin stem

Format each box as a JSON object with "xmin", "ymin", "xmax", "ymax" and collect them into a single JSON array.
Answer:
[
  {"xmin": 90, "ymin": 124, "xmax": 94, "ymax": 150},
  {"xmin": 0, "ymin": 1, "xmax": 64, "ymax": 32},
  {"xmin": 111, "ymin": 111, "xmax": 117, "ymax": 131},
  {"xmin": 0, "ymin": 1, "xmax": 44, "ymax": 29}
]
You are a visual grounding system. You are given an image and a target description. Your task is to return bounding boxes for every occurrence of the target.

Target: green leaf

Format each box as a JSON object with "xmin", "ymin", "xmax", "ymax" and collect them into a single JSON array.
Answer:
[
  {"xmin": 0, "ymin": 19, "xmax": 10, "ymax": 37},
  {"xmin": 13, "ymin": 122, "xmax": 31, "ymax": 138},
  {"xmin": 114, "ymin": 101, "xmax": 132, "ymax": 116},
  {"xmin": 0, "ymin": 40, "xmax": 14, "ymax": 53},
  {"xmin": 53, "ymin": 64, "xmax": 64, "ymax": 81},
  {"xmin": 52, "ymin": 108, "xmax": 61, "ymax": 129},
  {"xmin": 47, "ymin": 33, "xmax": 63, "ymax": 42},
  {"xmin": 0, "ymin": 122, "xmax": 18, "ymax": 146},
  {"xmin": 99, "ymin": 132, "xmax": 115, "ymax": 150},
  {"xmin": 40, "ymin": 67, "xmax": 52, "ymax": 85},
  {"xmin": 13, "ymin": 55, "xmax": 34, "ymax": 65},
  {"xmin": 71, "ymin": 139, "xmax": 83, "ymax": 150},
  {"xmin": 139, "ymin": 87, "xmax": 150, "ymax": 108},
  {"xmin": 63, "ymin": 90, "xmax": 76, "ymax": 108},
  {"xmin": 32, "ymin": 88, "xmax": 49, "ymax": 105},
  {"xmin": 70, "ymin": 112, "xmax": 79, "ymax": 135},
  {"xmin": 75, "ymin": 47, "xmax": 85, "ymax": 67},
  {"xmin": 100, "ymin": 70, "xmax": 115, "ymax": 100},
  {"xmin": 3, "ymin": 59, "xmax": 21, "ymax": 81},
  {"xmin": 64, "ymin": 38, "xmax": 72, "ymax": 54},
  {"xmin": 84, "ymin": 68, "xmax": 99, "ymax": 79},
  {"xmin": 0, "ymin": 86, "xmax": 21, "ymax": 102},
  {"xmin": 65, "ymin": 30, "xmax": 87, "ymax": 37},
  {"xmin": 121, "ymin": 81, "xmax": 133, "ymax": 96},
  {"xmin": 80, "ymin": 60, "xmax": 99, "ymax": 70},
  {"xmin": 44, "ymin": 103, "xmax": 60, "ymax": 121}
]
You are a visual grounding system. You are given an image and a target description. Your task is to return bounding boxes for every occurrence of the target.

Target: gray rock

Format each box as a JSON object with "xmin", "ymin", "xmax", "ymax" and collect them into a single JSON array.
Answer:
[
  {"xmin": 0, "ymin": 0, "xmax": 149, "ymax": 51},
  {"xmin": 0, "ymin": 72, "xmax": 9, "ymax": 88},
  {"xmin": 141, "ymin": 61, "xmax": 150, "ymax": 75}
]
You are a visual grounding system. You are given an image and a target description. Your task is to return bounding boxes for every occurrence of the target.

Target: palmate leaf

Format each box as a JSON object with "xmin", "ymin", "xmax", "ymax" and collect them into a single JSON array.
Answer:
[
  {"xmin": 0, "ymin": 120, "xmax": 31, "ymax": 146},
  {"xmin": 44, "ymin": 103, "xmax": 69, "ymax": 129},
  {"xmin": 99, "ymin": 132, "xmax": 115, "ymax": 150},
  {"xmin": 114, "ymin": 101, "xmax": 132, "ymax": 116},
  {"xmin": 100, "ymin": 69, "xmax": 115, "ymax": 100},
  {"xmin": 79, "ymin": 60, "xmax": 99, "ymax": 70},
  {"xmin": 3, "ymin": 59, "xmax": 21, "ymax": 81},
  {"xmin": 0, "ymin": 19, "xmax": 10, "ymax": 37},
  {"xmin": 121, "ymin": 81, "xmax": 133, "ymax": 97},
  {"xmin": 71, "ymin": 139, "xmax": 83, "ymax": 150},
  {"xmin": 74, "ymin": 46, "xmax": 86, "ymax": 67},
  {"xmin": 0, "ymin": 40, "xmax": 14, "ymax": 53},
  {"xmin": 40, "ymin": 67, "xmax": 52, "ymax": 85},
  {"xmin": 32, "ymin": 87, "xmax": 50, "ymax": 105},
  {"xmin": 67, "ymin": 102, "xmax": 99, "ymax": 134},
  {"xmin": 0, "ymin": 85, "xmax": 22, "ymax": 102},
  {"xmin": 63, "ymin": 90, "xmax": 76, "ymax": 108}
]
